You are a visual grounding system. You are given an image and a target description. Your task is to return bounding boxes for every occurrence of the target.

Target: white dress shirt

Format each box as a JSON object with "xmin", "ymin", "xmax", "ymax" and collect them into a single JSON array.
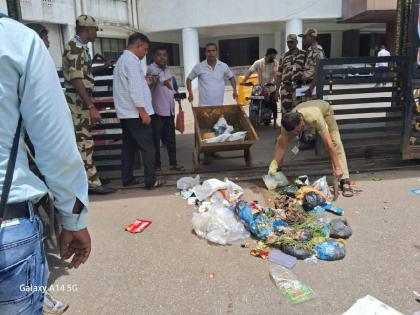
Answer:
[
  {"xmin": 187, "ymin": 59, "xmax": 234, "ymax": 106},
  {"xmin": 113, "ymin": 50, "xmax": 154, "ymax": 118}
]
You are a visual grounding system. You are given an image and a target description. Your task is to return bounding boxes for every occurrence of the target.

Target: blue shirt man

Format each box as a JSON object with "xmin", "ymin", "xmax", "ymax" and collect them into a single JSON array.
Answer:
[{"xmin": 0, "ymin": 15, "xmax": 91, "ymax": 314}]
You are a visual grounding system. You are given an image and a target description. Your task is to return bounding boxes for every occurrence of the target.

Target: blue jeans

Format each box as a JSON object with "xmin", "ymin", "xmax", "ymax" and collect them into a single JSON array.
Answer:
[{"xmin": 0, "ymin": 203, "xmax": 48, "ymax": 315}]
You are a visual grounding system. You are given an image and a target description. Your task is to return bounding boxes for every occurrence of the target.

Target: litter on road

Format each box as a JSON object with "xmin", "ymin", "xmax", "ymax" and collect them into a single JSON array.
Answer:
[{"xmin": 343, "ymin": 295, "xmax": 403, "ymax": 315}]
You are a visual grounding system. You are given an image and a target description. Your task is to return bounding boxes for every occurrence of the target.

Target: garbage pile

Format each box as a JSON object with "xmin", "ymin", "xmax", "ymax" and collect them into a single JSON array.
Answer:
[
  {"xmin": 201, "ymin": 115, "xmax": 247, "ymax": 144},
  {"xmin": 177, "ymin": 173, "xmax": 352, "ymax": 261}
]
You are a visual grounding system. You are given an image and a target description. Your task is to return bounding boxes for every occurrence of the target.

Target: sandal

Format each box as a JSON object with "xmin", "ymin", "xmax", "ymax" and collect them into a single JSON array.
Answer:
[
  {"xmin": 147, "ymin": 179, "xmax": 165, "ymax": 190},
  {"xmin": 169, "ymin": 165, "xmax": 185, "ymax": 171},
  {"xmin": 340, "ymin": 180, "xmax": 354, "ymax": 197}
]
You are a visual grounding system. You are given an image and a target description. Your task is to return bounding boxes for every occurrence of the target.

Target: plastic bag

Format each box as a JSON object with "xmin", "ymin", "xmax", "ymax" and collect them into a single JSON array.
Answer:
[
  {"xmin": 228, "ymin": 131, "xmax": 247, "ymax": 142},
  {"xmin": 283, "ymin": 185, "xmax": 300, "ymax": 197},
  {"xmin": 302, "ymin": 191, "xmax": 326, "ymax": 211},
  {"xmin": 262, "ymin": 171, "xmax": 289, "ymax": 190},
  {"xmin": 213, "ymin": 115, "xmax": 229, "ymax": 134},
  {"xmin": 315, "ymin": 239, "xmax": 346, "ymax": 261},
  {"xmin": 175, "ymin": 109, "xmax": 185, "ymax": 134},
  {"xmin": 177, "ymin": 175, "xmax": 200, "ymax": 190},
  {"xmin": 191, "ymin": 204, "xmax": 250, "ymax": 245},
  {"xmin": 204, "ymin": 133, "xmax": 231, "ymax": 144},
  {"xmin": 269, "ymin": 263, "xmax": 315, "ymax": 304},
  {"xmin": 329, "ymin": 218, "xmax": 352, "ymax": 239},
  {"xmin": 192, "ymin": 178, "xmax": 226, "ymax": 201},
  {"xmin": 279, "ymin": 244, "xmax": 313, "ymax": 260},
  {"xmin": 312, "ymin": 176, "xmax": 333, "ymax": 200}
]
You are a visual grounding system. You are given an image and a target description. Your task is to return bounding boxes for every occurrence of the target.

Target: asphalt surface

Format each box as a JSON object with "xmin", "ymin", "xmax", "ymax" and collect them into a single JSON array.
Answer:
[{"xmin": 46, "ymin": 168, "xmax": 420, "ymax": 315}]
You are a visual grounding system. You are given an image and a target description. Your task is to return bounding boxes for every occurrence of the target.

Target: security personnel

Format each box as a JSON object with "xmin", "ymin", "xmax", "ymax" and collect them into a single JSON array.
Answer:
[
  {"xmin": 299, "ymin": 28, "xmax": 325, "ymax": 101},
  {"xmin": 298, "ymin": 28, "xmax": 325, "ymax": 150},
  {"xmin": 63, "ymin": 15, "xmax": 116, "ymax": 194},
  {"xmin": 279, "ymin": 34, "xmax": 306, "ymax": 113},
  {"xmin": 268, "ymin": 100, "xmax": 353, "ymax": 197}
]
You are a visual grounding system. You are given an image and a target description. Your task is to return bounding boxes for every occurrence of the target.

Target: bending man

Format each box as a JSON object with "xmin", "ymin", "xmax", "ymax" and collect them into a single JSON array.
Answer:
[{"xmin": 268, "ymin": 100, "xmax": 353, "ymax": 197}]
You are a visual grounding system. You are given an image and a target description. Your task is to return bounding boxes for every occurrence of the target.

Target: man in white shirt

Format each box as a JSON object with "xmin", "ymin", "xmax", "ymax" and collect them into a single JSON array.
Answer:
[
  {"xmin": 113, "ymin": 33, "xmax": 163, "ymax": 189},
  {"xmin": 186, "ymin": 43, "xmax": 238, "ymax": 106},
  {"xmin": 375, "ymin": 45, "xmax": 391, "ymax": 87}
]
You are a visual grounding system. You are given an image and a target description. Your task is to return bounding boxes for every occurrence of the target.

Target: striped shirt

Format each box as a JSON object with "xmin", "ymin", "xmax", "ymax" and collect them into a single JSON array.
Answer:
[{"xmin": 113, "ymin": 50, "xmax": 154, "ymax": 118}]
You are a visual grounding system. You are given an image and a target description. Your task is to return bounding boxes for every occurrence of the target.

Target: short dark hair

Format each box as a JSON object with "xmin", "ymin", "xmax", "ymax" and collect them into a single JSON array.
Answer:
[
  {"xmin": 26, "ymin": 23, "xmax": 48, "ymax": 38},
  {"xmin": 281, "ymin": 112, "xmax": 302, "ymax": 132},
  {"xmin": 153, "ymin": 46, "xmax": 168, "ymax": 55},
  {"xmin": 127, "ymin": 32, "xmax": 150, "ymax": 46},
  {"xmin": 205, "ymin": 43, "xmax": 218, "ymax": 51},
  {"xmin": 265, "ymin": 48, "xmax": 278, "ymax": 56}
]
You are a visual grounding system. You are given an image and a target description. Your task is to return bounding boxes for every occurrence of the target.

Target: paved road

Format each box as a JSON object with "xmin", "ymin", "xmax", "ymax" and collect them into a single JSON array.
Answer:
[{"xmin": 47, "ymin": 169, "xmax": 420, "ymax": 315}]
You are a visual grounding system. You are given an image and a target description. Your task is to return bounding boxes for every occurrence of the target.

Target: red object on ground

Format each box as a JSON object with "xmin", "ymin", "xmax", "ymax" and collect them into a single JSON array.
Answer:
[{"xmin": 125, "ymin": 219, "xmax": 152, "ymax": 233}]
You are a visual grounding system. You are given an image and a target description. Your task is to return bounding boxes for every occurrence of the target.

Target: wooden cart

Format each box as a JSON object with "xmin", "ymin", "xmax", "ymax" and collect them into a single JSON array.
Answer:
[{"xmin": 192, "ymin": 105, "xmax": 259, "ymax": 171}]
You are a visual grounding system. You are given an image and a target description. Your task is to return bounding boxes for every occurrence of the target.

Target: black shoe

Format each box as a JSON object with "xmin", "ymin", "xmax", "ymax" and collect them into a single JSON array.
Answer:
[
  {"xmin": 88, "ymin": 185, "xmax": 117, "ymax": 195},
  {"xmin": 298, "ymin": 140, "xmax": 315, "ymax": 151},
  {"xmin": 122, "ymin": 178, "xmax": 140, "ymax": 187},
  {"xmin": 100, "ymin": 178, "xmax": 111, "ymax": 185}
]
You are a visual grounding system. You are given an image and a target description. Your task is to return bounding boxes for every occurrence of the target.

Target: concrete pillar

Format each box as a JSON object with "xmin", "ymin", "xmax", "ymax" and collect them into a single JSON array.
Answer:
[
  {"xmin": 127, "ymin": 0, "xmax": 133, "ymax": 27},
  {"xmin": 0, "ymin": 0, "xmax": 8, "ymax": 14},
  {"xmin": 182, "ymin": 27, "xmax": 199, "ymax": 89},
  {"xmin": 285, "ymin": 18, "xmax": 303, "ymax": 51},
  {"xmin": 274, "ymin": 31, "xmax": 283, "ymax": 57},
  {"xmin": 132, "ymin": 0, "xmax": 139, "ymax": 30}
]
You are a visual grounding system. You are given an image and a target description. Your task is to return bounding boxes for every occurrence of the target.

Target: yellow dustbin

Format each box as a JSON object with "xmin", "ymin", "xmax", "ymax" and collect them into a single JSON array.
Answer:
[{"xmin": 237, "ymin": 74, "xmax": 258, "ymax": 106}]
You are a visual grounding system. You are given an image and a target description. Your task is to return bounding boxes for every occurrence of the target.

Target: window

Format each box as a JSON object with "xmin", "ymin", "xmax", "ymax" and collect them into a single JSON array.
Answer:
[
  {"xmin": 146, "ymin": 42, "xmax": 180, "ymax": 66},
  {"xmin": 94, "ymin": 38, "xmax": 126, "ymax": 61},
  {"xmin": 219, "ymin": 37, "xmax": 259, "ymax": 66}
]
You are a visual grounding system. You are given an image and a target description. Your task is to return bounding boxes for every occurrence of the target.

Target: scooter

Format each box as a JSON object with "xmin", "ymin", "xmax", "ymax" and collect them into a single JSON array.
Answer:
[{"xmin": 242, "ymin": 82, "xmax": 276, "ymax": 128}]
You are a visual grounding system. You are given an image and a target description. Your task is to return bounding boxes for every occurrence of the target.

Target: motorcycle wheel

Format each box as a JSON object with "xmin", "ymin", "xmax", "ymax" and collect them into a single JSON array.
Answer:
[{"xmin": 249, "ymin": 110, "xmax": 258, "ymax": 128}]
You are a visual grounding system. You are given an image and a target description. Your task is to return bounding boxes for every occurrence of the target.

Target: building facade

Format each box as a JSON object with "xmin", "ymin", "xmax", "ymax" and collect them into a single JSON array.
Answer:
[{"xmin": 1, "ymin": 0, "xmax": 396, "ymax": 85}]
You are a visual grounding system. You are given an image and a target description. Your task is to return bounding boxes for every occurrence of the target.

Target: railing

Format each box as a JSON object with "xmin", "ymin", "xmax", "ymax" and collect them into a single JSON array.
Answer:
[{"xmin": 315, "ymin": 56, "xmax": 407, "ymax": 158}]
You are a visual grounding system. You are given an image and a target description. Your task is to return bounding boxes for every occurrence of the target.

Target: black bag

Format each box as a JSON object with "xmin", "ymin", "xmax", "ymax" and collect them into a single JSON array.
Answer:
[{"xmin": 302, "ymin": 191, "xmax": 326, "ymax": 211}]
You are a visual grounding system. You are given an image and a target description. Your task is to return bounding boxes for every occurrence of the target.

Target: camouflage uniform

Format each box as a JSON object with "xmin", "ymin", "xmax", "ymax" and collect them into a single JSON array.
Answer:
[
  {"xmin": 279, "ymin": 48, "xmax": 306, "ymax": 113},
  {"xmin": 62, "ymin": 36, "xmax": 102, "ymax": 188},
  {"xmin": 301, "ymin": 43, "xmax": 325, "ymax": 102}
]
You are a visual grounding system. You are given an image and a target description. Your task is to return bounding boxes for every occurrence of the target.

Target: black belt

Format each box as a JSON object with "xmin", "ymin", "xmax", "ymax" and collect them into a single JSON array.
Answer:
[
  {"xmin": 1, "ymin": 202, "xmax": 30, "ymax": 221},
  {"xmin": 65, "ymin": 88, "xmax": 93, "ymax": 95}
]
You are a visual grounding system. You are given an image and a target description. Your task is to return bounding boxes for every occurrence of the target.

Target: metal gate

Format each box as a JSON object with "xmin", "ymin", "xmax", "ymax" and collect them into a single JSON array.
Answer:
[{"xmin": 316, "ymin": 56, "xmax": 407, "ymax": 159}]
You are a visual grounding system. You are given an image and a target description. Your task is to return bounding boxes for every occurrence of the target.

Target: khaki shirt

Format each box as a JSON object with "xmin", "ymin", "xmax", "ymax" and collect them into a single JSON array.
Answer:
[
  {"xmin": 303, "ymin": 44, "xmax": 324, "ymax": 81},
  {"xmin": 279, "ymin": 100, "xmax": 331, "ymax": 143},
  {"xmin": 62, "ymin": 37, "xmax": 94, "ymax": 90}
]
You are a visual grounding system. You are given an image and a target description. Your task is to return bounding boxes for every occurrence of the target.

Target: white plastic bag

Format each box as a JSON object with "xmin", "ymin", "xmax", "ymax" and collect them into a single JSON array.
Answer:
[
  {"xmin": 262, "ymin": 172, "xmax": 289, "ymax": 190},
  {"xmin": 191, "ymin": 204, "xmax": 250, "ymax": 245},
  {"xmin": 192, "ymin": 178, "xmax": 226, "ymax": 201},
  {"xmin": 177, "ymin": 175, "xmax": 200, "ymax": 190},
  {"xmin": 228, "ymin": 131, "xmax": 247, "ymax": 142},
  {"xmin": 312, "ymin": 176, "xmax": 333, "ymax": 200},
  {"xmin": 204, "ymin": 133, "xmax": 231, "ymax": 144}
]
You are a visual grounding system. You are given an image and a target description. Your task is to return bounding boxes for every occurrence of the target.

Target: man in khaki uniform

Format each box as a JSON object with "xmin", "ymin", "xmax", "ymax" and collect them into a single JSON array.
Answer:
[
  {"xmin": 268, "ymin": 100, "xmax": 353, "ymax": 197},
  {"xmin": 63, "ymin": 15, "xmax": 116, "ymax": 194},
  {"xmin": 279, "ymin": 34, "xmax": 306, "ymax": 113},
  {"xmin": 300, "ymin": 28, "xmax": 325, "ymax": 101}
]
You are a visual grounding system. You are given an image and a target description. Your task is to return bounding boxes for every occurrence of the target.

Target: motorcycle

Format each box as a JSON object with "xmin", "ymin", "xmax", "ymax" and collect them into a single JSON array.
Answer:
[{"xmin": 241, "ymin": 82, "xmax": 276, "ymax": 128}]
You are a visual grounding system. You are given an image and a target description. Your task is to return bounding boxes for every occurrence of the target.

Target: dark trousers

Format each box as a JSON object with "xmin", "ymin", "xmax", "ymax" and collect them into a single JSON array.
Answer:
[
  {"xmin": 120, "ymin": 118, "xmax": 156, "ymax": 188},
  {"xmin": 268, "ymin": 91, "xmax": 278, "ymax": 120},
  {"xmin": 151, "ymin": 114, "xmax": 177, "ymax": 168}
]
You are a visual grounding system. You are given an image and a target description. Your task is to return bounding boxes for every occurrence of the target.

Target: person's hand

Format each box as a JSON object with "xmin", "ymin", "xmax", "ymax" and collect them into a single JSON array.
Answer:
[
  {"xmin": 334, "ymin": 166, "xmax": 344, "ymax": 179},
  {"xmin": 104, "ymin": 59, "xmax": 115, "ymax": 68},
  {"xmin": 60, "ymin": 228, "xmax": 91, "ymax": 269},
  {"xmin": 232, "ymin": 90, "xmax": 238, "ymax": 100},
  {"xmin": 163, "ymin": 79, "xmax": 173, "ymax": 90},
  {"xmin": 140, "ymin": 111, "xmax": 151, "ymax": 125},
  {"xmin": 268, "ymin": 160, "xmax": 279, "ymax": 176},
  {"xmin": 145, "ymin": 76, "xmax": 157, "ymax": 86},
  {"xmin": 89, "ymin": 105, "xmax": 101, "ymax": 125},
  {"xmin": 188, "ymin": 94, "xmax": 194, "ymax": 103},
  {"xmin": 304, "ymin": 87, "xmax": 313, "ymax": 97}
]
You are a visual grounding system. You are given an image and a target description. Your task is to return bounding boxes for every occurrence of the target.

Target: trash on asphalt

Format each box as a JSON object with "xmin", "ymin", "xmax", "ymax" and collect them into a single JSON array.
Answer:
[
  {"xmin": 315, "ymin": 239, "xmax": 346, "ymax": 261},
  {"xmin": 268, "ymin": 249, "xmax": 297, "ymax": 269},
  {"xmin": 343, "ymin": 295, "xmax": 403, "ymax": 315},
  {"xmin": 125, "ymin": 219, "xmax": 152, "ymax": 233},
  {"xmin": 177, "ymin": 175, "xmax": 200, "ymax": 190},
  {"xmin": 269, "ymin": 263, "xmax": 315, "ymax": 304},
  {"xmin": 329, "ymin": 218, "xmax": 352, "ymax": 239},
  {"xmin": 262, "ymin": 171, "xmax": 289, "ymax": 190},
  {"xmin": 411, "ymin": 189, "xmax": 420, "ymax": 195}
]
